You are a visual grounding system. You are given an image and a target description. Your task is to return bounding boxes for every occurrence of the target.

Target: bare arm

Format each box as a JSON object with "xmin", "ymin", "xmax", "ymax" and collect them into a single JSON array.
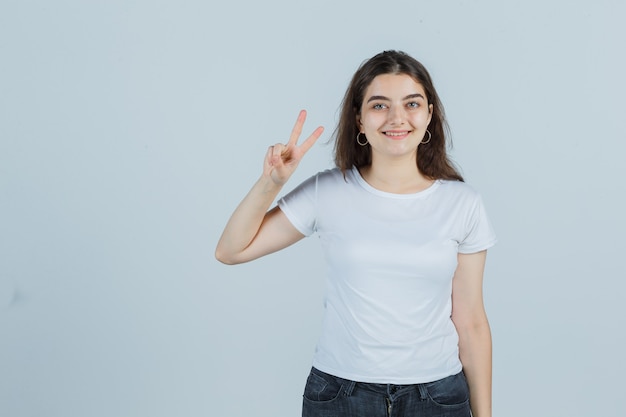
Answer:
[
  {"xmin": 215, "ymin": 110, "xmax": 324, "ymax": 265},
  {"xmin": 451, "ymin": 250, "xmax": 492, "ymax": 417}
]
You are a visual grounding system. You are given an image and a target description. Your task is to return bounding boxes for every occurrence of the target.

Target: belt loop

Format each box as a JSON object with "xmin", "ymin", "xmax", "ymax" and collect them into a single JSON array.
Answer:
[
  {"xmin": 343, "ymin": 380, "xmax": 356, "ymax": 397},
  {"xmin": 417, "ymin": 383, "xmax": 428, "ymax": 400}
]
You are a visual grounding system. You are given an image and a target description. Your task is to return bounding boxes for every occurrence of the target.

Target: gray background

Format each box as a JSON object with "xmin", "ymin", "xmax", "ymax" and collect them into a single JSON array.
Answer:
[{"xmin": 1, "ymin": 0, "xmax": 624, "ymax": 416}]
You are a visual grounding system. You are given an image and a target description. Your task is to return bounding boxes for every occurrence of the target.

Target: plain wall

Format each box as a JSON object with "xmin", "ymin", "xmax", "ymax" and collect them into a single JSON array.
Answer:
[{"xmin": 1, "ymin": 0, "xmax": 624, "ymax": 416}]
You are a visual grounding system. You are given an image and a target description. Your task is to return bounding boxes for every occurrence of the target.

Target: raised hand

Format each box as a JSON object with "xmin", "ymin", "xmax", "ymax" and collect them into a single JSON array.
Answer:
[{"xmin": 263, "ymin": 110, "xmax": 324, "ymax": 185}]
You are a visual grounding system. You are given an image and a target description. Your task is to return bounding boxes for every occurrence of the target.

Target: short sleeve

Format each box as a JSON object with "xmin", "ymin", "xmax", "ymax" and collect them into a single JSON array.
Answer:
[
  {"xmin": 277, "ymin": 173, "xmax": 319, "ymax": 236},
  {"xmin": 458, "ymin": 194, "xmax": 497, "ymax": 254}
]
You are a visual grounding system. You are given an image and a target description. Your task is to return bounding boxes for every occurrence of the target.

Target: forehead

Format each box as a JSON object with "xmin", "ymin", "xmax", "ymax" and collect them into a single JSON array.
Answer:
[{"xmin": 364, "ymin": 73, "xmax": 426, "ymax": 97}]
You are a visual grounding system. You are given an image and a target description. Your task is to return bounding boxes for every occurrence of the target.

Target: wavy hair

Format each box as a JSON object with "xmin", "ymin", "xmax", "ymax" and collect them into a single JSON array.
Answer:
[{"xmin": 333, "ymin": 50, "xmax": 463, "ymax": 181}]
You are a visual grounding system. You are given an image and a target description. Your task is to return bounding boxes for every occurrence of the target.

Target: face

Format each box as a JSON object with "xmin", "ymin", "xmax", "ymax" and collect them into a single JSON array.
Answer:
[{"xmin": 358, "ymin": 73, "xmax": 433, "ymax": 160}]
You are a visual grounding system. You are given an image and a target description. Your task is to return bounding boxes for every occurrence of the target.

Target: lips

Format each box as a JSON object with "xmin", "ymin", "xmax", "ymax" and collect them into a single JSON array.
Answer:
[{"xmin": 384, "ymin": 130, "xmax": 411, "ymax": 139}]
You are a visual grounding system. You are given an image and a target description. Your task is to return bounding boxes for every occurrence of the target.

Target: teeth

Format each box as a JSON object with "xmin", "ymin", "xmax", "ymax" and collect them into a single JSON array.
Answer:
[{"xmin": 385, "ymin": 132, "xmax": 408, "ymax": 136}]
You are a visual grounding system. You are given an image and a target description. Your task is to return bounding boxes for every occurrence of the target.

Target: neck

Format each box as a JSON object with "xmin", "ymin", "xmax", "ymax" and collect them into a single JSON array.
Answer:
[{"xmin": 360, "ymin": 156, "xmax": 433, "ymax": 194}]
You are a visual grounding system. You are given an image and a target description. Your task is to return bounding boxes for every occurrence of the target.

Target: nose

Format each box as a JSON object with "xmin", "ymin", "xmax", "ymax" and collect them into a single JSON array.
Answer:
[{"xmin": 388, "ymin": 105, "xmax": 406, "ymax": 125}]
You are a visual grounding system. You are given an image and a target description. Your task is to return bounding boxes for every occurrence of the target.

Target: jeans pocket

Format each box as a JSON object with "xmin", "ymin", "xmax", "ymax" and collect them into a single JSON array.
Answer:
[
  {"xmin": 303, "ymin": 368, "xmax": 344, "ymax": 402},
  {"xmin": 425, "ymin": 372, "xmax": 470, "ymax": 408}
]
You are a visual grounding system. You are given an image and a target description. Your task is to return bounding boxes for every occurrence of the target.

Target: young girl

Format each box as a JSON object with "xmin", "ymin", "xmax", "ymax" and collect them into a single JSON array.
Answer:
[{"xmin": 216, "ymin": 50, "xmax": 496, "ymax": 417}]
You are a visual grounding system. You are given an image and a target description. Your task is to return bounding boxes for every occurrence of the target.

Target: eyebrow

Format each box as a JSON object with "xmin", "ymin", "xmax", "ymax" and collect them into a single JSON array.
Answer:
[{"xmin": 366, "ymin": 93, "xmax": 425, "ymax": 103}]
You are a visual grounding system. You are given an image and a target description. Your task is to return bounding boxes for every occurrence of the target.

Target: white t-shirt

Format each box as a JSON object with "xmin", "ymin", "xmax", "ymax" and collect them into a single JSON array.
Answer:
[{"xmin": 278, "ymin": 166, "xmax": 497, "ymax": 384}]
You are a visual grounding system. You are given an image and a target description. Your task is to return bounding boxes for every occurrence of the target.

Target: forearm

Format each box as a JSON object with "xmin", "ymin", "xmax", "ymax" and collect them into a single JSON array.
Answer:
[
  {"xmin": 458, "ymin": 321, "xmax": 492, "ymax": 417},
  {"xmin": 215, "ymin": 175, "xmax": 283, "ymax": 264}
]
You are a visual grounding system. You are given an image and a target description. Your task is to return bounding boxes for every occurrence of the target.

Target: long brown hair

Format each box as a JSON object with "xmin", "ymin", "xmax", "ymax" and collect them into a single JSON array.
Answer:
[{"xmin": 334, "ymin": 50, "xmax": 463, "ymax": 181}]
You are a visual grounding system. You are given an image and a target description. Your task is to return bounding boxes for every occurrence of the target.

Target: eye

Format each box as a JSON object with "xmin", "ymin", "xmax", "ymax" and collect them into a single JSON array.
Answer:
[
  {"xmin": 372, "ymin": 103, "xmax": 387, "ymax": 110},
  {"xmin": 406, "ymin": 101, "xmax": 420, "ymax": 109}
]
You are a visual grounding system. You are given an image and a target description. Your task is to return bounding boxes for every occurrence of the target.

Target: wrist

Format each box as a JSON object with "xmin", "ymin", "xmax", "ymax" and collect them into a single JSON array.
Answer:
[{"xmin": 257, "ymin": 174, "xmax": 284, "ymax": 195}]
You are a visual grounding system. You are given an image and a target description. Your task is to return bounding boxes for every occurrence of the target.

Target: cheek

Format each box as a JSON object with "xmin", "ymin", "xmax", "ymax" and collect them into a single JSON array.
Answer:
[
  {"xmin": 362, "ymin": 121, "xmax": 379, "ymax": 134},
  {"xmin": 361, "ymin": 112, "xmax": 385, "ymax": 128},
  {"xmin": 411, "ymin": 111, "xmax": 431, "ymax": 125}
]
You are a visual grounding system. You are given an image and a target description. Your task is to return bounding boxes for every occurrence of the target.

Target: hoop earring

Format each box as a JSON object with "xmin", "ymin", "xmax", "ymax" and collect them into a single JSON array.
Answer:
[
  {"xmin": 356, "ymin": 132, "xmax": 369, "ymax": 146},
  {"xmin": 420, "ymin": 130, "xmax": 431, "ymax": 145}
]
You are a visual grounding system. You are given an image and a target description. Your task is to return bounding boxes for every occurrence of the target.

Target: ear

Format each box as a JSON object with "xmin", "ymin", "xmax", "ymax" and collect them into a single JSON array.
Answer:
[
  {"xmin": 427, "ymin": 104, "xmax": 433, "ymax": 124},
  {"xmin": 356, "ymin": 114, "xmax": 363, "ymax": 132}
]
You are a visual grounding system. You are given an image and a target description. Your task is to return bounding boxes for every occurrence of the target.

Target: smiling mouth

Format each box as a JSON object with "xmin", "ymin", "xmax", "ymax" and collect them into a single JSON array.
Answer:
[{"xmin": 384, "ymin": 131, "xmax": 411, "ymax": 138}]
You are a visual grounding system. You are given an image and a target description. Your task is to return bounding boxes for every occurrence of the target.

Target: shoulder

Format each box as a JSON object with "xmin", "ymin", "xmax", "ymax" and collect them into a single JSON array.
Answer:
[
  {"xmin": 436, "ymin": 180, "xmax": 482, "ymax": 199},
  {"xmin": 282, "ymin": 167, "xmax": 345, "ymax": 198},
  {"xmin": 316, "ymin": 167, "xmax": 345, "ymax": 180},
  {"xmin": 313, "ymin": 167, "xmax": 352, "ymax": 188},
  {"xmin": 434, "ymin": 180, "xmax": 490, "ymax": 216}
]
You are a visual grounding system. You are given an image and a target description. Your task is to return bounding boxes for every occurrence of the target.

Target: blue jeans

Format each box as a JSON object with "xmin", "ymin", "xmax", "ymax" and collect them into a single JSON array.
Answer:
[{"xmin": 302, "ymin": 367, "xmax": 471, "ymax": 417}]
